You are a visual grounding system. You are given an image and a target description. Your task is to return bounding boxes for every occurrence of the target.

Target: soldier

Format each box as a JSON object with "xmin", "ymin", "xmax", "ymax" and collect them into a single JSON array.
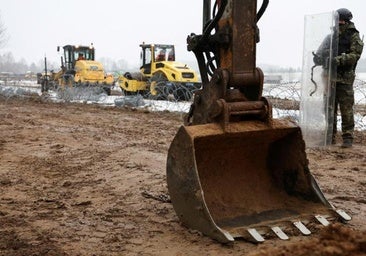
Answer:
[{"xmin": 314, "ymin": 8, "xmax": 363, "ymax": 147}]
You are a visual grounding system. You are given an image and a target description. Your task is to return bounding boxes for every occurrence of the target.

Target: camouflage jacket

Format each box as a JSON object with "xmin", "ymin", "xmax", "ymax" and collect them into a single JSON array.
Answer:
[
  {"xmin": 335, "ymin": 22, "xmax": 364, "ymax": 84},
  {"xmin": 316, "ymin": 22, "xmax": 363, "ymax": 85}
]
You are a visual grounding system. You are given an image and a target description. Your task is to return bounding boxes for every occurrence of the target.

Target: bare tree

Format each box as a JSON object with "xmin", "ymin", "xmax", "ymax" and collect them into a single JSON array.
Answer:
[{"xmin": 0, "ymin": 14, "xmax": 8, "ymax": 48}]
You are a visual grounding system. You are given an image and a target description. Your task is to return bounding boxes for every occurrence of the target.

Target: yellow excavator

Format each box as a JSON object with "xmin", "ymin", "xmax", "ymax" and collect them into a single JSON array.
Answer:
[
  {"xmin": 40, "ymin": 44, "xmax": 114, "ymax": 95},
  {"xmin": 166, "ymin": 0, "xmax": 351, "ymax": 243},
  {"xmin": 118, "ymin": 43, "xmax": 201, "ymax": 101}
]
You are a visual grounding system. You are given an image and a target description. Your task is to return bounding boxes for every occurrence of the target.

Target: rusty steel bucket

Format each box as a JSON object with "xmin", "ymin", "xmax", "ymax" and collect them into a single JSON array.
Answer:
[{"xmin": 166, "ymin": 119, "xmax": 351, "ymax": 243}]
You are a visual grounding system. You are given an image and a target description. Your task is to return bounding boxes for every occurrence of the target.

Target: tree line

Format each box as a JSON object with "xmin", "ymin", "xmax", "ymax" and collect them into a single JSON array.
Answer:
[{"xmin": 0, "ymin": 51, "xmax": 130, "ymax": 75}]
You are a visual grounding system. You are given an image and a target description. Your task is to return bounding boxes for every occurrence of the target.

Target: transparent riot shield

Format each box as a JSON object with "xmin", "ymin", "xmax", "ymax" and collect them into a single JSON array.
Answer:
[{"xmin": 300, "ymin": 12, "xmax": 338, "ymax": 147}]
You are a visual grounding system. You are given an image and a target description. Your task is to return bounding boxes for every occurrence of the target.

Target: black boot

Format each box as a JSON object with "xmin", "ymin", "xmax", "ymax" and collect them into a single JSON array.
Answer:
[{"xmin": 341, "ymin": 137, "xmax": 353, "ymax": 148}]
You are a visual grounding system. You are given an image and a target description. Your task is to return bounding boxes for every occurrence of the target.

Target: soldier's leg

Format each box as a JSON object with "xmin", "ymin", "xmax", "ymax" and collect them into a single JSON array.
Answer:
[{"xmin": 338, "ymin": 84, "xmax": 355, "ymax": 147}]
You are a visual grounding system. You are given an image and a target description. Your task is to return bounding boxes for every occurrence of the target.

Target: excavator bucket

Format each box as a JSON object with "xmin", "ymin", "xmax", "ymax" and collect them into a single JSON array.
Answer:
[
  {"xmin": 166, "ymin": 0, "xmax": 351, "ymax": 243},
  {"xmin": 167, "ymin": 119, "xmax": 350, "ymax": 243}
]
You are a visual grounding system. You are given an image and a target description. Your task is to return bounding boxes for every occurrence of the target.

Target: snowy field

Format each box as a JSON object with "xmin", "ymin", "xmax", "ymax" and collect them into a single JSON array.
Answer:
[{"xmin": 0, "ymin": 79, "xmax": 365, "ymax": 131}]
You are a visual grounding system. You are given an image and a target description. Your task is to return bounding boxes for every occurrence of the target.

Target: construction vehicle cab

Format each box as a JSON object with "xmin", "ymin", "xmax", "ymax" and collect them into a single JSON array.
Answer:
[
  {"xmin": 61, "ymin": 45, "xmax": 95, "ymax": 69},
  {"xmin": 140, "ymin": 44, "xmax": 174, "ymax": 73},
  {"xmin": 166, "ymin": 0, "xmax": 351, "ymax": 244},
  {"xmin": 118, "ymin": 43, "xmax": 201, "ymax": 101}
]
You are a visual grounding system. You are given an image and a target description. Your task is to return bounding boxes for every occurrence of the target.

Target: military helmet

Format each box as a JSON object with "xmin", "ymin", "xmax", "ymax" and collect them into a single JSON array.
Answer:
[{"xmin": 336, "ymin": 8, "xmax": 353, "ymax": 21}]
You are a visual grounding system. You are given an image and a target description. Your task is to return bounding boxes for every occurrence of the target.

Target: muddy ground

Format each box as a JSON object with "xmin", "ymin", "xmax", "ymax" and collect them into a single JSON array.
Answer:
[{"xmin": 0, "ymin": 95, "xmax": 365, "ymax": 256}]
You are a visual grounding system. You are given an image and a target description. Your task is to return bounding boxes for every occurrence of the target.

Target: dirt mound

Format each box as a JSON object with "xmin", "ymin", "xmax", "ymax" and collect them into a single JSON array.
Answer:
[{"xmin": 248, "ymin": 224, "xmax": 366, "ymax": 256}]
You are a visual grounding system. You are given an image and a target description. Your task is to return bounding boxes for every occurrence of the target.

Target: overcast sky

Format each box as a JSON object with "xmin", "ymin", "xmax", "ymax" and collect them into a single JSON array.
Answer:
[{"xmin": 1, "ymin": 0, "xmax": 365, "ymax": 69}]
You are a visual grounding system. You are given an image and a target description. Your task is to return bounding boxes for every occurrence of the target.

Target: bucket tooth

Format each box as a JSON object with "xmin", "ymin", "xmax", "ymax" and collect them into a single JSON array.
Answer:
[
  {"xmin": 247, "ymin": 228, "xmax": 265, "ymax": 243},
  {"xmin": 315, "ymin": 215, "xmax": 330, "ymax": 226},
  {"xmin": 335, "ymin": 209, "xmax": 352, "ymax": 221},
  {"xmin": 293, "ymin": 221, "xmax": 311, "ymax": 235},
  {"xmin": 271, "ymin": 226, "xmax": 289, "ymax": 240}
]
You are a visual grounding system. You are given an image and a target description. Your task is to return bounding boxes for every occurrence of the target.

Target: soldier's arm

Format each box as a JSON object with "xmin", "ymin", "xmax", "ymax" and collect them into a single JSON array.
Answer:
[
  {"xmin": 313, "ymin": 35, "xmax": 331, "ymax": 66},
  {"xmin": 336, "ymin": 32, "xmax": 364, "ymax": 67},
  {"xmin": 316, "ymin": 34, "xmax": 331, "ymax": 58}
]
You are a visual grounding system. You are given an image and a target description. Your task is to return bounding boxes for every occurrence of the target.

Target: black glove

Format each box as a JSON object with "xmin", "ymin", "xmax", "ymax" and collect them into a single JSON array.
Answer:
[{"xmin": 313, "ymin": 54, "xmax": 323, "ymax": 65}]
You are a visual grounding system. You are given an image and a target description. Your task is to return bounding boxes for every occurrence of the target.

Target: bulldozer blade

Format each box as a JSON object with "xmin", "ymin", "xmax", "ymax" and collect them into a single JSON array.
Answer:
[{"xmin": 167, "ymin": 119, "xmax": 350, "ymax": 243}]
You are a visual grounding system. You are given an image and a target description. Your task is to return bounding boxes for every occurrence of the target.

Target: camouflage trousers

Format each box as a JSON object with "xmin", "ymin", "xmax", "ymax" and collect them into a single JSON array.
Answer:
[{"xmin": 332, "ymin": 83, "xmax": 355, "ymax": 139}]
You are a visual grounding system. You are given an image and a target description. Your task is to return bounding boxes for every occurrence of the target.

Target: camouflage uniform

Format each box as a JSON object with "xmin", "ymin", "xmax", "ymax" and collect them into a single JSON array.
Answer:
[
  {"xmin": 332, "ymin": 21, "xmax": 363, "ymax": 144},
  {"xmin": 315, "ymin": 21, "xmax": 363, "ymax": 146}
]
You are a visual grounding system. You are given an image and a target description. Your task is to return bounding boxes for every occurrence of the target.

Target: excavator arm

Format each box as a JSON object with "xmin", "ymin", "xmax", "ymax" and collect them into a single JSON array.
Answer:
[
  {"xmin": 185, "ymin": 0, "xmax": 270, "ymax": 129},
  {"xmin": 167, "ymin": 0, "xmax": 351, "ymax": 243},
  {"xmin": 189, "ymin": 0, "xmax": 266, "ymax": 86}
]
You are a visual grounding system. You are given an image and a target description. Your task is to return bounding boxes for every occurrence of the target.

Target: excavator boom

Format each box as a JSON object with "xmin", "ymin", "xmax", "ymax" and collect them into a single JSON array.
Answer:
[{"xmin": 166, "ymin": 0, "xmax": 351, "ymax": 243}]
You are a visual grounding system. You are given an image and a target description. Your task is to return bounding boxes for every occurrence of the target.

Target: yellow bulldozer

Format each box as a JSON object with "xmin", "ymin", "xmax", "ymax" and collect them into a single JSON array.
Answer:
[
  {"xmin": 166, "ymin": 0, "xmax": 351, "ymax": 243},
  {"xmin": 118, "ymin": 43, "xmax": 201, "ymax": 101},
  {"xmin": 40, "ymin": 44, "xmax": 114, "ymax": 95}
]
